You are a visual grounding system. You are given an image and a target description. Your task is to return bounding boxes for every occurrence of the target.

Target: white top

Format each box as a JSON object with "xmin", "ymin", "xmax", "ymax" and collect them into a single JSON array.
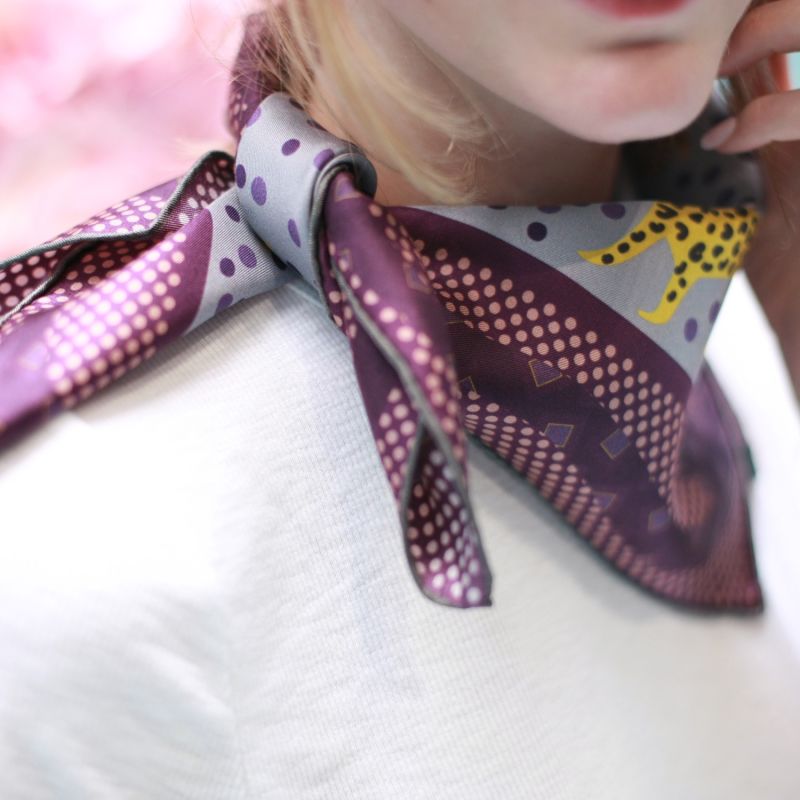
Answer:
[{"xmin": 1, "ymin": 270, "xmax": 799, "ymax": 799}]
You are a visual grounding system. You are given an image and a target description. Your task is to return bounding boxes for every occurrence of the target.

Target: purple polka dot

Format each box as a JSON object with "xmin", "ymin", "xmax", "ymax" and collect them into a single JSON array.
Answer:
[
  {"xmin": 487, "ymin": 205, "xmax": 507, "ymax": 210},
  {"xmin": 251, "ymin": 177, "xmax": 267, "ymax": 206},
  {"xmin": 245, "ymin": 106, "xmax": 262, "ymax": 127},
  {"xmin": 539, "ymin": 205, "xmax": 561, "ymax": 214},
  {"xmin": 289, "ymin": 98, "xmax": 303, "ymax": 110},
  {"xmin": 709, "ymin": 301, "xmax": 721, "ymax": 322},
  {"xmin": 236, "ymin": 164, "xmax": 247, "ymax": 189},
  {"xmin": 288, "ymin": 219, "xmax": 301, "ymax": 247},
  {"xmin": 601, "ymin": 203, "xmax": 626, "ymax": 220},
  {"xmin": 282, "ymin": 139, "xmax": 301, "ymax": 156},
  {"xmin": 684, "ymin": 318, "xmax": 698, "ymax": 342},
  {"xmin": 307, "ymin": 119, "xmax": 327, "ymax": 131},
  {"xmin": 225, "ymin": 205, "xmax": 241, "ymax": 222},
  {"xmin": 216, "ymin": 293, "xmax": 234, "ymax": 313},
  {"xmin": 313, "ymin": 149, "xmax": 335, "ymax": 170},
  {"xmin": 527, "ymin": 222, "xmax": 547, "ymax": 242},
  {"xmin": 220, "ymin": 257, "xmax": 235, "ymax": 277},
  {"xmin": 238, "ymin": 245, "xmax": 257, "ymax": 268}
]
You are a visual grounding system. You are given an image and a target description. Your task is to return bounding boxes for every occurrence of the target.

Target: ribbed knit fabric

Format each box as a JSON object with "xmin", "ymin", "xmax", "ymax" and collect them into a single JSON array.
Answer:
[{"xmin": 1, "ymin": 275, "xmax": 799, "ymax": 799}]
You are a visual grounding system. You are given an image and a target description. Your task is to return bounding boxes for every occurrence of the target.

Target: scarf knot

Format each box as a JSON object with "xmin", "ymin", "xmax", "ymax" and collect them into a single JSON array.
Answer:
[{"xmin": 0, "ymin": 13, "xmax": 768, "ymax": 611}]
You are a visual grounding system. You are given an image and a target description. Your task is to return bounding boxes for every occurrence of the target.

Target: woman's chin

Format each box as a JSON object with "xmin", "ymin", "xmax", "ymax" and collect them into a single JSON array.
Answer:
[
  {"xmin": 567, "ymin": 93, "xmax": 712, "ymax": 144},
  {"xmin": 525, "ymin": 43, "xmax": 719, "ymax": 144}
]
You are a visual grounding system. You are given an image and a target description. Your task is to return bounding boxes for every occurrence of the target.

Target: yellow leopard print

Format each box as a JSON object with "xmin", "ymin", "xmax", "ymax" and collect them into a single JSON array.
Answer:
[{"xmin": 577, "ymin": 201, "xmax": 760, "ymax": 324}]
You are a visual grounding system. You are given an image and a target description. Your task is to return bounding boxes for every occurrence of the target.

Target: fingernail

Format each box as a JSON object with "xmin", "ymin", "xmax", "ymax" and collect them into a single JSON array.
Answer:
[{"xmin": 700, "ymin": 117, "xmax": 737, "ymax": 150}]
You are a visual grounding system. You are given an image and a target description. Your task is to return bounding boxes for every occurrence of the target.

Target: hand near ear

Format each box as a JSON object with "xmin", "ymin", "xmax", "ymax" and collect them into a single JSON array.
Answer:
[
  {"xmin": 703, "ymin": 0, "xmax": 800, "ymax": 409},
  {"xmin": 701, "ymin": 0, "xmax": 794, "ymax": 150}
]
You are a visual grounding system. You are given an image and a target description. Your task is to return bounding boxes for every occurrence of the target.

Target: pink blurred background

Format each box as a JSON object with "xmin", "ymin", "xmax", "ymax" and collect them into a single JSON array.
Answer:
[{"xmin": 0, "ymin": 0, "xmax": 249, "ymax": 260}]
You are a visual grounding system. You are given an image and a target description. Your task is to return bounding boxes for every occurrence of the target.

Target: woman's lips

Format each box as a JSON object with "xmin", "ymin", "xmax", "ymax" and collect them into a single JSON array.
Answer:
[{"xmin": 576, "ymin": 0, "xmax": 692, "ymax": 18}]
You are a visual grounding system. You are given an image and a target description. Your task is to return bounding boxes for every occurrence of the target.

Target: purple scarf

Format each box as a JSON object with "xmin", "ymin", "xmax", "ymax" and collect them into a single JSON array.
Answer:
[{"xmin": 0, "ymin": 15, "xmax": 765, "ymax": 611}]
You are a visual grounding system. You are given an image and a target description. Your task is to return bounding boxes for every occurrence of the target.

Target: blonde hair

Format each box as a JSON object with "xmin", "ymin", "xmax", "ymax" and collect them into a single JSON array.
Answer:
[{"xmin": 255, "ymin": 0, "xmax": 785, "ymax": 205}]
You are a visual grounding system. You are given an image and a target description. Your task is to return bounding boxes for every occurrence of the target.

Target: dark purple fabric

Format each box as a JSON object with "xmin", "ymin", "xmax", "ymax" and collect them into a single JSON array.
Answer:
[
  {"xmin": 0, "ymin": 12, "xmax": 764, "ymax": 612},
  {"xmin": 318, "ymin": 174, "xmax": 762, "ymax": 610}
]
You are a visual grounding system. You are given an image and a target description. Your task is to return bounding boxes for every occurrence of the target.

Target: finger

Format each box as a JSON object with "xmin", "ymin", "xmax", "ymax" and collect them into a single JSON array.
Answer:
[
  {"xmin": 718, "ymin": 0, "xmax": 800, "ymax": 76},
  {"xmin": 702, "ymin": 88, "xmax": 800, "ymax": 153}
]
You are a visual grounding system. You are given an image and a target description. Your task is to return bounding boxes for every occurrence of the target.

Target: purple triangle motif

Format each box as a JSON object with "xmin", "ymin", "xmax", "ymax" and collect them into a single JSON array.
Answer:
[
  {"xmin": 600, "ymin": 429, "xmax": 631, "ymax": 460},
  {"xmin": 529, "ymin": 359, "xmax": 562, "ymax": 388},
  {"xmin": 593, "ymin": 491, "xmax": 617, "ymax": 510},
  {"xmin": 543, "ymin": 422, "xmax": 574, "ymax": 448},
  {"xmin": 648, "ymin": 506, "xmax": 671, "ymax": 532}
]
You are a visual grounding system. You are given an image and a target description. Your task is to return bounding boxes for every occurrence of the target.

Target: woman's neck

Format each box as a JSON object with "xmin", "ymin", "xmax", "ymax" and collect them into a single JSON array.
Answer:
[{"xmin": 305, "ymin": 6, "xmax": 622, "ymax": 208}]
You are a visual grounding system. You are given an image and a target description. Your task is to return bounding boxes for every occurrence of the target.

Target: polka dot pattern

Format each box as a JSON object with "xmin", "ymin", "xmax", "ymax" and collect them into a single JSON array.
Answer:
[
  {"xmin": 1, "ymin": 153, "xmax": 233, "ymax": 336},
  {"xmin": 367, "ymin": 380, "xmax": 488, "ymax": 604},
  {"xmin": 319, "ymin": 166, "xmax": 762, "ymax": 612},
  {"xmin": 234, "ymin": 90, "xmax": 377, "ymax": 301},
  {"xmin": 0, "ymin": 152, "xmax": 233, "ymax": 444},
  {"xmin": 400, "ymin": 228, "xmax": 695, "ymax": 589},
  {"xmin": 462, "ymin": 393, "xmax": 611, "ymax": 538},
  {"xmin": 405, "ymin": 439, "xmax": 488, "ymax": 606},
  {"xmin": 252, "ymin": 177, "xmax": 268, "ymax": 206},
  {"xmin": 325, "ymin": 229, "xmax": 468, "ymax": 466},
  {"xmin": 0, "ymin": 61, "xmax": 764, "ymax": 614},
  {"xmin": 400, "ymin": 215, "xmax": 687, "ymax": 505},
  {"xmin": 319, "ymin": 231, "xmax": 489, "ymax": 607},
  {"xmin": 40, "ymin": 232, "xmax": 186, "ymax": 410}
]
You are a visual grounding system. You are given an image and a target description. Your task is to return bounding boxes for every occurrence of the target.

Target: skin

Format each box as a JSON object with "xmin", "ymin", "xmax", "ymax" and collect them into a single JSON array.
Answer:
[
  {"xmin": 311, "ymin": 0, "xmax": 752, "ymax": 207},
  {"xmin": 310, "ymin": 0, "xmax": 800, "ymax": 406}
]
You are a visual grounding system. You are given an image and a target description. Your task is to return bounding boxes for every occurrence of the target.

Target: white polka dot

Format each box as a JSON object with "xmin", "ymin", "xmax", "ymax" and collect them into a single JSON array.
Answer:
[
  {"xmin": 466, "ymin": 586, "xmax": 482, "ymax": 604},
  {"xmin": 397, "ymin": 326, "xmax": 414, "ymax": 342}
]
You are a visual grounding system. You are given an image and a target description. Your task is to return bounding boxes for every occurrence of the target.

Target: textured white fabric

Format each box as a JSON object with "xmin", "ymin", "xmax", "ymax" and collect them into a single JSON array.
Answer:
[{"xmin": 1, "ymin": 274, "xmax": 799, "ymax": 799}]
